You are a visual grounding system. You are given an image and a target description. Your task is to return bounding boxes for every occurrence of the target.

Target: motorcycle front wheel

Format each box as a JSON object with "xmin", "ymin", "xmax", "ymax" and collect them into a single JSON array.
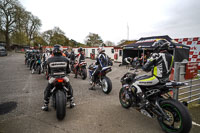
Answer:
[
  {"xmin": 101, "ymin": 76, "xmax": 112, "ymax": 94},
  {"xmin": 119, "ymin": 88, "xmax": 132, "ymax": 109},
  {"xmin": 157, "ymin": 99, "xmax": 192, "ymax": 133}
]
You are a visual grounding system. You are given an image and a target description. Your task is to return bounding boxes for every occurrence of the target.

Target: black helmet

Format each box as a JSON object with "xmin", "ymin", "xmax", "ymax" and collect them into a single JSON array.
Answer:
[
  {"xmin": 78, "ymin": 47, "xmax": 83, "ymax": 53},
  {"xmin": 53, "ymin": 44, "xmax": 62, "ymax": 56},
  {"xmin": 152, "ymin": 39, "xmax": 170, "ymax": 52}
]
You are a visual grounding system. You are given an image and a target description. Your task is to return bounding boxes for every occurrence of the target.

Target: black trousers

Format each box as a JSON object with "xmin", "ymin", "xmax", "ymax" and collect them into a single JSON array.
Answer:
[
  {"xmin": 92, "ymin": 66, "xmax": 101, "ymax": 82},
  {"xmin": 44, "ymin": 82, "xmax": 73, "ymax": 104}
]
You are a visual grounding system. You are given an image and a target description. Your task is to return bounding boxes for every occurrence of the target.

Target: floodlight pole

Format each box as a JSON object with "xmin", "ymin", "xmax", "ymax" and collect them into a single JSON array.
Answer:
[{"xmin": 127, "ymin": 23, "xmax": 129, "ymax": 40}]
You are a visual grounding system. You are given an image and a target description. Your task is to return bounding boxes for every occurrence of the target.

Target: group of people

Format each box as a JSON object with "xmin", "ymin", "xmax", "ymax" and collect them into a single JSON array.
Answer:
[
  {"xmin": 29, "ymin": 45, "xmax": 111, "ymax": 111},
  {"xmin": 25, "ymin": 39, "xmax": 174, "ymax": 113}
]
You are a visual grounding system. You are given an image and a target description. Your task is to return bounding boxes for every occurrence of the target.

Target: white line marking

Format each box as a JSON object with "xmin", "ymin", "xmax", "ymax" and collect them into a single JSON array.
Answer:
[{"xmin": 192, "ymin": 121, "xmax": 200, "ymax": 127}]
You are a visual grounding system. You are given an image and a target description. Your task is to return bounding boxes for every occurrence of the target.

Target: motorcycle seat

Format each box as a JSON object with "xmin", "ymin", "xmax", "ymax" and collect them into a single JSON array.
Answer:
[{"xmin": 102, "ymin": 66, "xmax": 111, "ymax": 71}]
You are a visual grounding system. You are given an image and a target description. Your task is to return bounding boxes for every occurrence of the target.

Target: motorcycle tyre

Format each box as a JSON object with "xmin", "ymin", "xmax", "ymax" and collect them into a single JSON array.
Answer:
[
  {"xmin": 55, "ymin": 90, "xmax": 66, "ymax": 120},
  {"xmin": 102, "ymin": 76, "xmax": 112, "ymax": 94},
  {"xmin": 157, "ymin": 99, "xmax": 192, "ymax": 133}
]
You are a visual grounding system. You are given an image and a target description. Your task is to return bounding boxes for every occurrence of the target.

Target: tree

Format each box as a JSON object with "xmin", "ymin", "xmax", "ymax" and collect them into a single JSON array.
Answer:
[
  {"xmin": 11, "ymin": 31, "xmax": 28, "ymax": 45},
  {"xmin": 42, "ymin": 27, "xmax": 69, "ymax": 46},
  {"xmin": 105, "ymin": 40, "xmax": 115, "ymax": 46},
  {"xmin": 24, "ymin": 13, "xmax": 41, "ymax": 45},
  {"xmin": 0, "ymin": 16, "xmax": 5, "ymax": 42},
  {"xmin": 50, "ymin": 32, "xmax": 68, "ymax": 45},
  {"xmin": 33, "ymin": 34, "xmax": 47, "ymax": 47},
  {"xmin": 0, "ymin": 0, "xmax": 20, "ymax": 49},
  {"xmin": 42, "ymin": 30, "xmax": 53, "ymax": 45},
  {"xmin": 11, "ymin": 4, "xmax": 29, "ymax": 45},
  {"xmin": 85, "ymin": 33, "xmax": 103, "ymax": 46}
]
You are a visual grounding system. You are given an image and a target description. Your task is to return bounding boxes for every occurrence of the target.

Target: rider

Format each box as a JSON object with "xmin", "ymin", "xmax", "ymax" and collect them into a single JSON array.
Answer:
[
  {"xmin": 89, "ymin": 47, "xmax": 108, "ymax": 90},
  {"xmin": 74, "ymin": 47, "xmax": 85, "ymax": 78},
  {"xmin": 41, "ymin": 44, "xmax": 75, "ymax": 111},
  {"xmin": 42, "ymin": 49, "xmax": 50, "ymax": 72},
  {"xmin": 70, "ymin": 50, "xmax": 76, "ymax": 63},
  {"xmin": 32, "ymin": 50, "xmax": 41, "ymax": 71},
  {"xmin": 134, "ymin": 39, "xmax": 174, "ymax": 104}
]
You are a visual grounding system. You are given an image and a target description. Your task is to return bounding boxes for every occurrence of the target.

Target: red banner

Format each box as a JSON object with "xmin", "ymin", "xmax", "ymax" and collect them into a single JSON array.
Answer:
[{"xmin": 185, "ymin": 62, "xmax": 198, "ymax": 79}]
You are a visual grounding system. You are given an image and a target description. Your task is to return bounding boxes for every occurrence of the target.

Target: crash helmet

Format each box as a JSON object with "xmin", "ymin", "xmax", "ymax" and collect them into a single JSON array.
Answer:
[
  {"xmin": 97, "ymin": 46, "xmax": 105, "ymax": 54},
  {"xmin": 78, "ymin": 47, "xmax": 83, "ymax": 53},
  {"xmin": 53, "ymin": 44, "xmax": 63, "ymax": 56},
  {"xmin": 152, "ymin": 39, "xmax": 170, "ymax": 52}
]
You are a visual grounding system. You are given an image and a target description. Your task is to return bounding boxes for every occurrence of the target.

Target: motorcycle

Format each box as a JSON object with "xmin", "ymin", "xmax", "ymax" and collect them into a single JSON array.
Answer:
[
  {"xmin": 88, "ymin": 63, "xmax": 112, "ymax": 94},
  {"xmin": 31, "ymin": 57, "xmax": 41, "ymax": 74},
  {"xmin": 26, "ymin": 58, "xmax": 31, "ymax": 67},
  {"xmin": 51, "ymin": 75, "xmax": 71, "ymax": 120},
  {"xmin": 119, "ymin": 68, "xmax": 192, "ymax": 133},
  {"xmin": 72, "ymin": 61, "xmax": 87, "ymax": 80}
]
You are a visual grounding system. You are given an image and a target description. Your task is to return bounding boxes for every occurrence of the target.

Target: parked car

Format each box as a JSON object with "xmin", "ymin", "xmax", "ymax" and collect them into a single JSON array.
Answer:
[{"xmin": 0, "ymin": 46, "xmax": 7, "ymax": 56}]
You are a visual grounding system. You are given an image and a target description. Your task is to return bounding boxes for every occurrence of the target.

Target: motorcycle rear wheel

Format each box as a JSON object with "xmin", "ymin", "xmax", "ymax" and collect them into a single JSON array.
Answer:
[
  {"xmin": 157, "ymin": 99, "xmax": 192, "ymax": 133},
  {"xmin": 36, "ymin": 64, "xmax": 41, "ymax": 74},
  {"xmin": 81, "ymin": 68, "xmax": 87, "ymax": 80},
  {"xmin": 55, "ymin": 90, "xmax": 66, "ymax": 120},
  {"xmin": 101, "ymin": 76, "xmax": 112, "ymax": 94}
]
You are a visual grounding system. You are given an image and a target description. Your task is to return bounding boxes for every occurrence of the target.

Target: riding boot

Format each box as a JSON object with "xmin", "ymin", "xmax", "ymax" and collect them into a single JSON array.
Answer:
[
  {"xmin": 66, "ymin": 82, "xmax": 75, "ymax": 108},
  {"xmin": 41, "ymin": 83, "xmax": 53, "ymax": 111},
  {"xmin": 89, "ymin": 76, "xmax": 96, "ymax": 90}
]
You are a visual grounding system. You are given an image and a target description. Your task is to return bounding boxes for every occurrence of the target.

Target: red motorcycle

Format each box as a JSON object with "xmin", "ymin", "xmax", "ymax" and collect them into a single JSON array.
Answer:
[{"xmin": 73, "ymin": 61, "xmax": 87, "ymax": 80}]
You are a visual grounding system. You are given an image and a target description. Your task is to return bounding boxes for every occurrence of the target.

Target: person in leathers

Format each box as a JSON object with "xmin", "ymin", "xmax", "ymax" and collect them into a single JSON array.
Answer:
[
  {"xmin": 89, "ymin": 47, "xmax": 109, "ymax": 90},
  {"xmin": 74, "ymin": 47, "xmax": 85, "ymax": 78},
  {"xmin": 134, "ymin": 39, "xmax": 174, "ymax": 105},
  {"xmin": 41, "ymin": 44, "xmax": 75, "ymax": 111}
]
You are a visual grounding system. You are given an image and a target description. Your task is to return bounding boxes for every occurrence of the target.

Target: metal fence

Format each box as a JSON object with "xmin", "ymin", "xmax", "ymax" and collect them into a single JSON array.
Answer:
[{"xmin": 173, "ymin": 62, "xmax": 200, "ymax": 104}]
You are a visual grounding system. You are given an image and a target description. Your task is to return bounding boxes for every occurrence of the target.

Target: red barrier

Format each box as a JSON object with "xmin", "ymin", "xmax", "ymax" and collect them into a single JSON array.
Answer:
[
  {"xmin": 185, "ymin": 62, "xmax": 198, "ymax": 80},
  {"xmin": 114, "ymin": 53, "xmax": 118, "ymax": 60}
]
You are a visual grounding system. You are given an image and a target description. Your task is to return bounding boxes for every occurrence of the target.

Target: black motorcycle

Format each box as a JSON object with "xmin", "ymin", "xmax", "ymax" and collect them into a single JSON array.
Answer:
[
  {"xmin": 51, "ymin": 75, "xmax": 71, "ymax": 120},
  {"xmin": 31, "ymin": 57, "xmax": 41, "ymax": 74},
  {"xmin": 88, "ymin": 63, "xmax": 112, "ymax": 94},
  {"xmin": 119, "ymin": 68, "xmax": 192, "ymax": 133}
]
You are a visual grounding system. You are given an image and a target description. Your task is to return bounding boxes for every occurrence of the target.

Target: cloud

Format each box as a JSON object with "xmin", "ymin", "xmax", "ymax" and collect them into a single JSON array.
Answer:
[{"xmin": 19, "ymin": 0, "xmax": 200, "ymax": 43}]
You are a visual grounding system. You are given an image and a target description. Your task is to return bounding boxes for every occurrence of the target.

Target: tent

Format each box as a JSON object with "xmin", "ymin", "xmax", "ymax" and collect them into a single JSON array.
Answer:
[{"xmin": 123, "ymin": 35, "xmax": 190, "ymax": 64}]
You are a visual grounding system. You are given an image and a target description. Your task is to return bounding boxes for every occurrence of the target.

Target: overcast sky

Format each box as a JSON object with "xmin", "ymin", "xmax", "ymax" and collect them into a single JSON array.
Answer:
[{"xmin": 19, "ymin": 0, "xmax": 200, "ymax": 44}]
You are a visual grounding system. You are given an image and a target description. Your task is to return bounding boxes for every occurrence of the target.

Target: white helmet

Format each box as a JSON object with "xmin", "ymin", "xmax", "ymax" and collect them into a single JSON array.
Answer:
[{"xmin": 97, "ymin": 47, "xmax": 105, "ymax": 54}]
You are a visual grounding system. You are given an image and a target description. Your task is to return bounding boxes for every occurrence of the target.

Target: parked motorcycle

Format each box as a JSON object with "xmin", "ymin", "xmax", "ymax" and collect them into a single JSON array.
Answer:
[
  {"xmin": 72, "ymin": 61, "xmax": 87, "ymax": 80},
  {"xmin": 119, "ymin": 68, "xmax": 192, "ymax": 133},
  {"xmin": 51, "ymin": 75, "xmax": 70, "ymax": 120},
  {"xmin": 88, "ymin": 63, "xmax": 112, "ymax": 94}
]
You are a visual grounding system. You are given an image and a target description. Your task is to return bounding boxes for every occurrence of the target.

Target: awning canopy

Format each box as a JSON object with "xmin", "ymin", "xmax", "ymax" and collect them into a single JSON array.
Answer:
[{"xmin": 124, "ymin": 35, "xmax": 190, "ymax": 50}]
